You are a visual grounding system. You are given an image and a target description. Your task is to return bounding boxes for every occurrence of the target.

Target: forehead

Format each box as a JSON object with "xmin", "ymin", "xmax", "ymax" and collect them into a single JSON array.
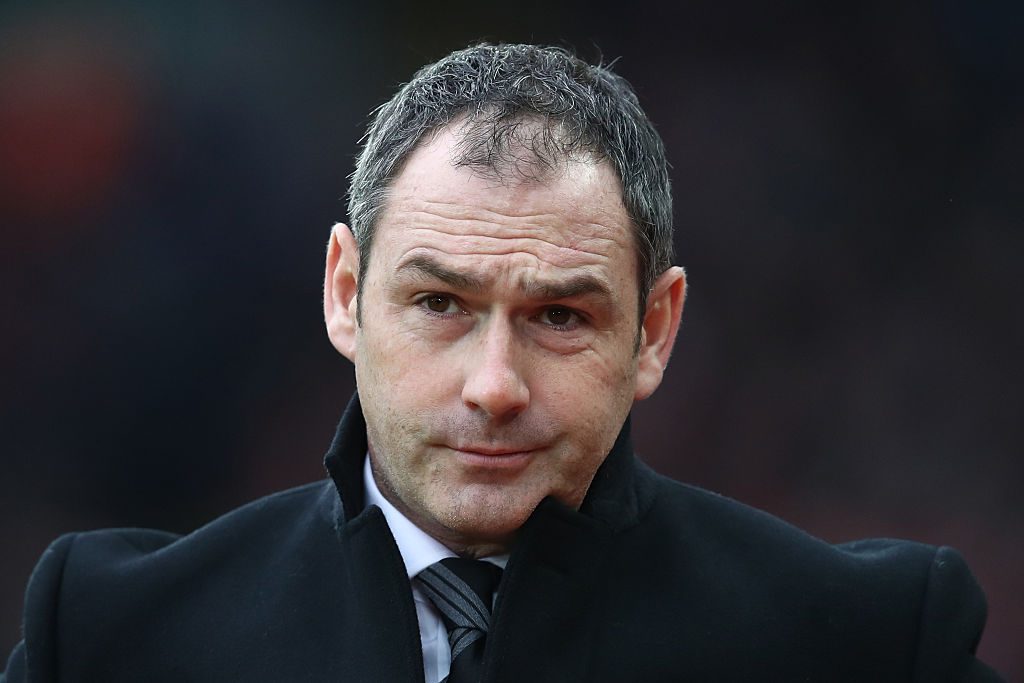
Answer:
[{"xmin": 372, "ymin": 127, "xmax": 637, "ymax": 287}]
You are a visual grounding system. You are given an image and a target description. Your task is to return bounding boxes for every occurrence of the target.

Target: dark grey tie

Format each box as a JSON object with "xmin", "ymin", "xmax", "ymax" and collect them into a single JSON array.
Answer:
[{"xmin": 417, "ymin": 557, "xmax": 503, "ymax": 683}]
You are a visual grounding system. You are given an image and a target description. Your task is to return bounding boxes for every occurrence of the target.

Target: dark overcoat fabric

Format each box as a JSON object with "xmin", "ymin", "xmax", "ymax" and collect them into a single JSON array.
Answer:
[{"xmin": 2, "ymin": 395, "xmax": 1004, "ymax": 681}]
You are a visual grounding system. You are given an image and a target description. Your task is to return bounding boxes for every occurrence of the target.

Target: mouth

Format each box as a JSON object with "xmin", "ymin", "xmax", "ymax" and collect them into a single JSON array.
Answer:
[
  {"xmin": 456, "ymin": 445, "xmax": 538, "ymax": 456},
  {"xmin": 445, "ymin": 445, "xmax": 539, "ymax": 471}
]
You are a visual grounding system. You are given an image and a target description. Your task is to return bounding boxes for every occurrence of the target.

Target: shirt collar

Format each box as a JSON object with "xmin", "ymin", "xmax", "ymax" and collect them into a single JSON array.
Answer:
[{"xmin": 362, "ymin": 456, "xmax": 508, "ymax": 578}]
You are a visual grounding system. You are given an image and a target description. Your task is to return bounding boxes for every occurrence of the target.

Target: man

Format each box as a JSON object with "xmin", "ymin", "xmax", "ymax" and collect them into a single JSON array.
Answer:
[{"xmin": 2, "ymin": 44, "xmax": 1003, "ymax": 682}]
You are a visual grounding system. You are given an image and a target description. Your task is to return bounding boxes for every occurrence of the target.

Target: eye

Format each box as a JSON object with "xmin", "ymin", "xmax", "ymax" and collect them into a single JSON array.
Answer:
[
  {"xmin": 538, "ymin": 306, "xmax": 580, "ymax": 329},
  {"xmin": 419, "ymin": 295, "xmax": 463, "ymax": 315}
]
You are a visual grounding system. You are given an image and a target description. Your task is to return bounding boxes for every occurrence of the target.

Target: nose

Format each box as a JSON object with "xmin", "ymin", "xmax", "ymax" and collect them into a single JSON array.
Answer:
[{"xmin": 461, "ymin": 317, "xmax": 530, "ymax": 420}]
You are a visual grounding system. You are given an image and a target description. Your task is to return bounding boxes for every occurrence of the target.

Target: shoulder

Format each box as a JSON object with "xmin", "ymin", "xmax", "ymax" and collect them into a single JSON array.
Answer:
[
  {"xmin": 641, "ymin": 468, "xmax": 965, "ymax": 598},
  {"xmin": 626, "ymin": 467, "xmax": 998, "ymax": 680},
  {"xmin": 56, "ymin": 478, "xmax": 339, "ymax": 585},
  {"xmin": 641, "ymin": 465, "xmax": 937, "ymax": 574},
  {"xmin": 55, "ymin": 479, "xmax": 338, "ymax": 576},
  {"xmin": 18, "ymin": 480, "xmax": 342, "ymax": 679}
]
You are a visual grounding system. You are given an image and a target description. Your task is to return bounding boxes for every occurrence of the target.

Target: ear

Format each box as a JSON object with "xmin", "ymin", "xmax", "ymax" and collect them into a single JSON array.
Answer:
[
  {"xmin": 324, "ymin": 222, "xmax": 360, "ymax": 361},
  {"xmin": 634, "ymin": 266, "xmax": 687, "ymax": 400}
]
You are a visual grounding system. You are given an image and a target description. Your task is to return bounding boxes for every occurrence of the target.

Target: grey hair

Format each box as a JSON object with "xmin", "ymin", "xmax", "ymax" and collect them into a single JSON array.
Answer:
[{"xmin": 346, "ymin": 43, "xmax": 673, "ymax": 322}]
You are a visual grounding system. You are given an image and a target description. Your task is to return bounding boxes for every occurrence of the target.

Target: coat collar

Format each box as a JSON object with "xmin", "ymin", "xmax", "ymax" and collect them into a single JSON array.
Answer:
[{"xmin": 322, "ymin": 392, "xmax": 371, "ymax": 521}]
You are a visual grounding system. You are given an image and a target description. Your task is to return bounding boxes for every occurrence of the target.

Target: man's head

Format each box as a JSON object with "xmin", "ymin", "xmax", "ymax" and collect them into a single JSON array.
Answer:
[{"xmin": 324, "ymin": 44, "xmax": 685, "ymax": 556}]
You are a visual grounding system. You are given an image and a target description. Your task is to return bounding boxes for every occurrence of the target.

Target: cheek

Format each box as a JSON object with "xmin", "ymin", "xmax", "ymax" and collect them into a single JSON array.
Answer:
[
  {"xmin": 552, "ymin": 352, "xmax": 637, "ymax": 441},
  {"xmin": 540, "ymin": 347, "xmax": 637, "ymax": 410},
  {"xmin": 356, "ymin": 330, "xmax": 462, "ymax": 432},
  {"xmin": 537, "ymin": 369, "xmax": 632, "ymax": 458},
  {"xmin": 360, "ymin": 317, "xmax": 442, "ymax": 380}
]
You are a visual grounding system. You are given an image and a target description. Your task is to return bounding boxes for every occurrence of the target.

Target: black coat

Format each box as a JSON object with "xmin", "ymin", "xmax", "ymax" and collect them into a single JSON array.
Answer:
[{"xmin": 2, "ymin": 395, "xmax": 1003, "ymax": 681}]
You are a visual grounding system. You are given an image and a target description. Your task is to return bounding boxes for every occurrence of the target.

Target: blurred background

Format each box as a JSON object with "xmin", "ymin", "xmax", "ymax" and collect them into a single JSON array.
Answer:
[{"xmin": 1, "ymin": 0, "xmax": 1020, "ymax": 676}]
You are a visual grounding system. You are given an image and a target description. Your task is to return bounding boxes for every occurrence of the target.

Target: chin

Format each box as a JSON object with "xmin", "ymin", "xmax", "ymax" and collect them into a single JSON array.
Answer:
[
  {"xmin": 439, "ymin": 495, "xmax": 539, "ymax": 548},
  {"xmin": 451, "ymin": 509, "xmax": 528, "ymax": 538}
]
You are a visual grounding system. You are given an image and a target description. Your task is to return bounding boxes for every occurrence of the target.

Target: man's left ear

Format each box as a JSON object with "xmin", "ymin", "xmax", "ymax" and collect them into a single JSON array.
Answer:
[{"xmin": 635, "ymin": 266, "xmax": 687, "ymax": 400}]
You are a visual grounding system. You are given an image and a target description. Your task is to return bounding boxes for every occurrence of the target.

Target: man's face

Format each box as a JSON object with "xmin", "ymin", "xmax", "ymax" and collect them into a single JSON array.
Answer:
[{"xmin": 345, "ymin": 128, "xmax": 648, "ymax": 553}]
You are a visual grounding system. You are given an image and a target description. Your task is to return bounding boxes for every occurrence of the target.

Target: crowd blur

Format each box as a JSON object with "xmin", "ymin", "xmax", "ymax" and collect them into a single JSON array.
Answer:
[{"xmin": 1, "ymin": 0, "xmax": 1020, "ymax": 675}]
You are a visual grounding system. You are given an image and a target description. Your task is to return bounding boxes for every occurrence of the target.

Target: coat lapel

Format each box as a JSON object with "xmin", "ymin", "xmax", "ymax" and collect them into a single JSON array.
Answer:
[
  {"xmin": 324, "ymin": 395, "xmax": 424, "ymax": 682},
  {"xmin": 335, "ymin": 507, "xmax": 425, "ymax": 682},
  {"xmin": 484, "ymin": 498, "xmax": 613, "ymax": 682},
  {"xmin": 484, "ymin": 417, "xmax": 641, "ymax": 682}
]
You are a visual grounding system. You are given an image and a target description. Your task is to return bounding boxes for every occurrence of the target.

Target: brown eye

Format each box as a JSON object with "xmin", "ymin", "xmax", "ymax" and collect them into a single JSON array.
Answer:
[
  {"xmin": 425, "ymin": 296, "xmax": 453, "ymax": 313},
  {"xmin": 544, "ymin": 307, "xmax": 574, "ymax": 326}
]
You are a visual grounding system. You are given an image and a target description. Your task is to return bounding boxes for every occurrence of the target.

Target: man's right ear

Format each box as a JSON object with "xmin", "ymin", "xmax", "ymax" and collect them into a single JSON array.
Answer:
[{"xmin": 324, "ymin": 223, "xmax": 360, "ymax": 361}]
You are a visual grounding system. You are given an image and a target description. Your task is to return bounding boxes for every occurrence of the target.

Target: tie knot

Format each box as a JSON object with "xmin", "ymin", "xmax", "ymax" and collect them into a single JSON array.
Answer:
[
  {"xmin": 440, "ymin": 557, "xmax": 503, "ymax": 605},
  {"xmin": 417, "ymin": 558, "xmax": 503, "ymax": 632}
]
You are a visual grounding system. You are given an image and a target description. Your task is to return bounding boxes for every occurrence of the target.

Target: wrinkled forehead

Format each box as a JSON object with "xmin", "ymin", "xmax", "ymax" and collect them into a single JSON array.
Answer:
[{"xmin": 386, "ymin": 124, "xmax": 628, "ymax": 227}]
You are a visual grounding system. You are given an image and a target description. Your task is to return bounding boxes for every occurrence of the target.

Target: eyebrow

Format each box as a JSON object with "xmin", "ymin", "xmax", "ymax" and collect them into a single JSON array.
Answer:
[
  {"xmin": 395, "ymin": 254, "xmax": 613, "ymax": 301},
  {"xmin": 396, "ymin": 255, "xmax": 486, "ymax": 293},
  {"xmin": 519, "ymin": 273, "xmax": 613, "ymax": 301}
]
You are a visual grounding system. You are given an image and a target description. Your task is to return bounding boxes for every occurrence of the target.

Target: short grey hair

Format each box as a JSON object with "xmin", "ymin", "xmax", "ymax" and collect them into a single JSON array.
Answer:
[{"xmin": 346, "ymin": 43, "xmax": 673, "ymax": 321}]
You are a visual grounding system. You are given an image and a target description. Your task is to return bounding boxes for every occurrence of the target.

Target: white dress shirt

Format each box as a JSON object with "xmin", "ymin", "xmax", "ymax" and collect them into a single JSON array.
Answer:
[{"xmin": 363, "ymin": 457, "xmax": 507, "ymax": 683}]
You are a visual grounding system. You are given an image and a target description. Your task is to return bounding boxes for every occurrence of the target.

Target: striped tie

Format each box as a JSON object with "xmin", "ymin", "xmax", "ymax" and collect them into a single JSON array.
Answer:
[{"xmin": 417, "ymin": 558, "xmax": 503, "ymax": 683}]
